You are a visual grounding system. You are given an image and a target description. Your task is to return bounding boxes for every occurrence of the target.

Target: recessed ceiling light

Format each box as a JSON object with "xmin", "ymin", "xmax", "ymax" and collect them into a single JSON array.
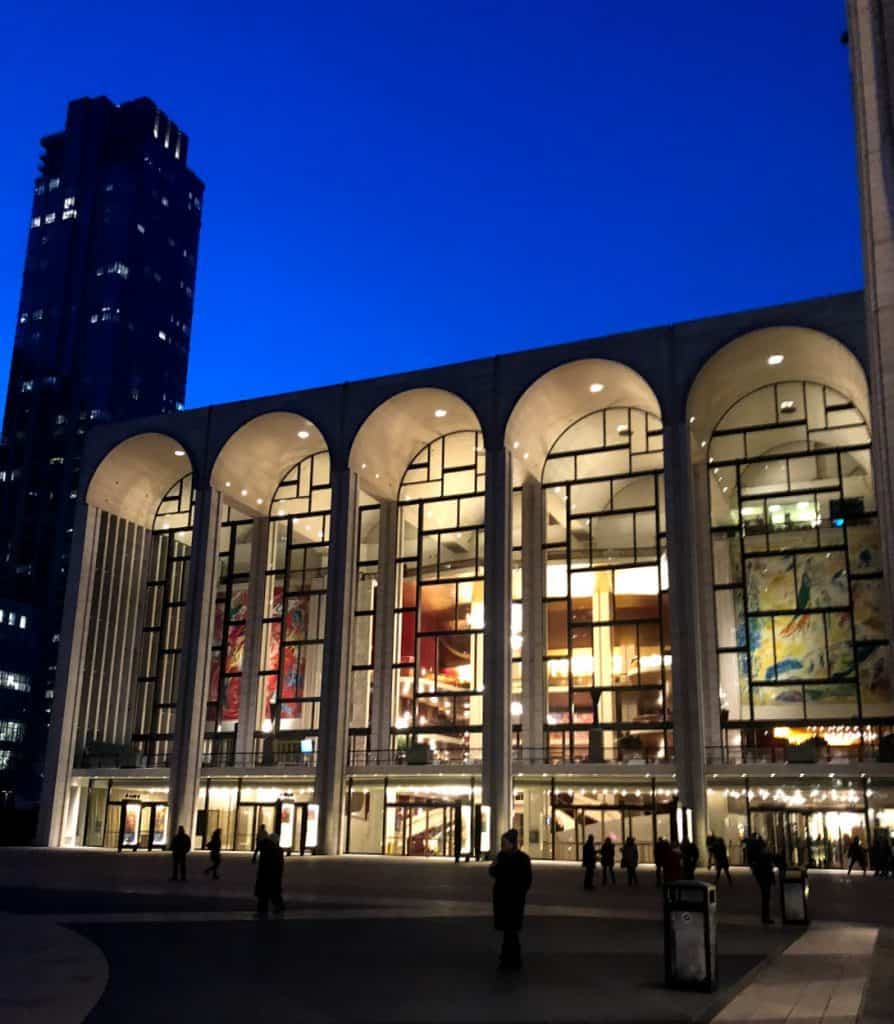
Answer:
[
  {"xmin": 512, "ymin": 442, "xmax": 519, "ymax": 449},
  {"xmin": 616, "ymin": 424, "xmax": 630, "ymax": 435},
  {"xmin": 241, "ymin": 488, "xmax": 248, "ymax": 497},
  {"xmin": 173, "ymin": 449, "xmax": 185, "ymax": 457},
  {"xmin": 779, "ymin": 400, "xmax": 796, "ymax": 413},
  {"xmin": 523, "ymin": 452, "xmax": 529, "ymax": 459},
  {"xmin": 700, "ymin": 440, "xmax": 707, "ymax": 448},
  {"xmin": 767, "ymin": 354, "xmax": 784, "ymax": 366},
  {"xmin": 256, "ymin": 498, "xmax": 263, "ymax": 505},
  {"xmin": 434, "ymin": 408, "xmax": 447, "ymax": 418},
  {"xmin": 689, "ymin": 416, "xmax": 695, "ymax": 424},
  {"xmin": 722, "ymin": 486, "xmax": 728, "ymax": 494},
  {"xmin": 589, "ymin": 383, "xmax": 604, "ymax": 394},
  {"xmin": 225, "ymin": 481, "xmax": 231, "ymax": 488},
  {"xmin": 297, "ymin": 430, "xmax": 310, "ymax": 439},
  {"xmin": 361, "ymin": 463, "xmax": 367, "ymax": 470}
]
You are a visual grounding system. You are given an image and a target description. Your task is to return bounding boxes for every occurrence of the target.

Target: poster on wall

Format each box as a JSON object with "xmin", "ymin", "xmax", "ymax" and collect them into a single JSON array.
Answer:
[
  {"xmin": 153, "ymin": 805, "xmax": 168, "ymax": 847},
  {"xmin": 279, "ymin": 801, "xmax": 295, "ymax": 851},
  {"xmin": 122, "ymin": 803, "xmax": 140, "ymax": 847}
]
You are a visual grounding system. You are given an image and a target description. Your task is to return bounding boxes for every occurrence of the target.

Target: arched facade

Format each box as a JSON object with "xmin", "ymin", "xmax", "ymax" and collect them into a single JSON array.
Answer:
[{"xmin": 42, "ymin": 291, "xmax": 894, "ymax": 866}]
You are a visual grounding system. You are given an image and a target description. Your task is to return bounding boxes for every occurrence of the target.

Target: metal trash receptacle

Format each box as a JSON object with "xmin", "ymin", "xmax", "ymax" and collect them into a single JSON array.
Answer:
[
  {"xmin": 663, "ymin": 880, "xmax": 717, "ymax": 991},
  {"xmin": 780, "ymin": 866, "xmax": 809, "ymax": 925}
]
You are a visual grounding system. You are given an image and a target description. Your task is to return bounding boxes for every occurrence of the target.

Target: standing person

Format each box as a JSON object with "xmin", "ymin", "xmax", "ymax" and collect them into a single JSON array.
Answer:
[
  {"xmin": 753, "ymin": 846, "xmax": 776, "ymax": 924},
  {"xmin": 252, "ymin": 823, "xmax": 268, "ymax": 865},
  {"xmin": 621, "ymin": 836, "xmax": 639, "ymax": 886},
  {"xmin": 489, "ymin": 829, "xmax": 532, "ymax": 970},
  {"xmin": 680, "ymin": 837, "xmax": 699, "ymax": 880},
  {"xmin": 654, "ymin": 836, "xmax": 670, "ymax": 887},
  {"xmin": 600, "ymin": 836, "xmax": 616, "ymax": 886},
  {"xmin": 881, "ymin": 831, "xmax": 893, "ymax": 879},
  {"xmin": 204, "ymin": 828, "xmax": 222, "ymax": 880},
  {"xmin": 255, "ymin": 832, "xmax": 285, "ymax": 915},
  {"xmin": 706, "ymin": 833, "xmax": 716, "ymax": 871},
  {"xmin": 847, "ymin": 835, "xmax": 867, "ymax": 877},
  {"xmin": 582, "ymin": 835, "xmax": 596, "ymax": 890},
  {"xmin": 169, "ymin": 825, "xmax": 191, "ymax": 882},
  {"xmin": 745, "ymin": 832, "xmax": 766, "ymax": 871},
  {"xmin": 713, "ymin": 835, "xmax": 733, "ymax": 886}
]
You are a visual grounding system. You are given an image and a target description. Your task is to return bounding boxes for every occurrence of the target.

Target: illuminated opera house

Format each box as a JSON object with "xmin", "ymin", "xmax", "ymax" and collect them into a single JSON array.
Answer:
[{"xmin": 38, "ymin": 289, "xmax": 894, "ymax": 868}]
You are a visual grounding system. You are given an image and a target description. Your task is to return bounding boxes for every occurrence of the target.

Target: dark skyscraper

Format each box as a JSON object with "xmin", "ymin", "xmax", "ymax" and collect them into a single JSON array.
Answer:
[{"xmin": 0, "ymin": 97, "xmax": 203, "ymax": 806}]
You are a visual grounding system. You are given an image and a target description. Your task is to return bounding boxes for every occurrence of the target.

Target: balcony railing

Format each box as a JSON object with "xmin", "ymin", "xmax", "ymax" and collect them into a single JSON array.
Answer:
[
  {"xmin": 348, "ymin": 747, "xmax": 482, "ymax": 768},
  {"xmin": 705, "ymin": 742, "xmax": 885, "ymax": 766},
  {"xmin": 512, "ymin": 746, "xmax": 671, "ymax": 766}
]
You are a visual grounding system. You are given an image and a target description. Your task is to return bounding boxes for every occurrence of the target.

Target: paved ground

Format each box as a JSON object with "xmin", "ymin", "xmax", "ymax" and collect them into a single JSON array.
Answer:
[{"xmin": 0, "ymin": 849, "xmax": 892, "ymax": 1022}]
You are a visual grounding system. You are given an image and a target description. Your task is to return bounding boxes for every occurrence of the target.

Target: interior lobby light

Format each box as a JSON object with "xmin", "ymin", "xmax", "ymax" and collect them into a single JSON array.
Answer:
[
  {"xmin": 689, "ymin": 416, "xmax": 695, "ymax": 424},
  {"xmin": 767, "ymin": 354, "xmax": 784, "ymax": 366},
  {"xmin": 225, "ymin": 481, "xmax": 231, "ymax": 487},
  {"xmin": 173, "ymin": 448, "xmax": 185, "ymax": 457},
  {"xmin": 297, "ymin": 430, "xmax": 310, "ymax": 439},
  {"xmin": 434, "ymin": 408, "xmax": 447, "ymax": 418},
  {"xmin": 256, "ymin": 498, "xmax": 263, "ymax": 505},
  {"xmin": 241, "ymin": 488, "xmax": 248, "ymax": 497},
  {"xmin": 589, "ymin": 382, "xmax": 604, "ymax": 393}
]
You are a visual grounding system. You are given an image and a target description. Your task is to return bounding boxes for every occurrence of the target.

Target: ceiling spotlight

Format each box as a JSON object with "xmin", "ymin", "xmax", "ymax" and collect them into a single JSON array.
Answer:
[
  {"xmin": 361, "ymin": 463, "xmax": 367, "ymax": 470},
  {"xmin": 173, "ymin": 449, "xmax": 186, "ymax": 457},
  {"xmin": 700, "ymin": 440, "xmax": 707, "ymax": 448},
  {"xmin": 434, "ymin": 408, "xmax": 447, "ymax": 418},
  {"xmin": 767, "ymin": 354, "xmax": 784, "ymax": 366},
  {"xmin": 297, "ymin": 430, "xmax": 310, "ymax": 439},
  {"xmin": 779, "ymin": 400, "xmax": 796, "ymax": 413},
  {"xmin": 523, "ymin": 452, "xmax": 529, "ymax": 460},
  {"xmin": 589, "ymin": 383, "xmax": 604, "ymax": 394},
  {"xmin": 512, "ymin": 442, "xmax": 519, "ymax": 449},
  {"xmin": 616, "ymin": 424, "xmax": 630, "ymax": 435},
  {"xmin": 689, "ymin": 416, "xmax": 695, "ymax": 424},
  {"xmin": 224, "ymin": 481, "xmax": 231, "ymax": 488},
  {"xmin": 240, "ymin": 488, "xmax": 248, "ymax": 497},
  {"xmin": 256, "ymin": 498, "xmax": 263, "ymax": 505}
]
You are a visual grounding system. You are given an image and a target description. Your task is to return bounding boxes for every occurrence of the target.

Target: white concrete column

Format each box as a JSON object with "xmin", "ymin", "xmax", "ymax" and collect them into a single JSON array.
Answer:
[
  {"xmin": 314, "ymin": 467, "xmax": 358, "ymax": 854},
  {"xmin": 662, "ymin": 421, "xmax": 708, "ymax": 846},
  {"xmin": 167, "ymin": 486, "xmax": 221, "ymax": 841},
  {"xmin": 692, "ymin": 460, "xmax": 721, "ymax": 753},
  {"xmin": 38, "ymin": 502, "xmax": 100, "ymax": 846},
  {"xmin": 370, "ymin": 500, "xmax": 397, "ymax": 756},
  {"xmin": 237, "ymin": 516, "xmax": 270, "ymax": 760},
  {"xmin": 848, "ymin": 0, "xmax": 894, "ymax": 637},
  {"xmin": 521, "ymin": 477, "xmax": 545, "ymax": 755},
  {"xmin": 483, "ymin": 447, "xmax": 512, "ymax": 846}
]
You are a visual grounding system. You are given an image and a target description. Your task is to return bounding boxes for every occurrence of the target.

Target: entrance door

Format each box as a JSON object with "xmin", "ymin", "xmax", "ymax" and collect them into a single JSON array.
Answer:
[
  {"xmin": 234, "ymin": 804, "xmax": 279, "ymax": 852},
  {"xmin": 389, "ymin": 803, "xmax": 457, "ymax": 856}
]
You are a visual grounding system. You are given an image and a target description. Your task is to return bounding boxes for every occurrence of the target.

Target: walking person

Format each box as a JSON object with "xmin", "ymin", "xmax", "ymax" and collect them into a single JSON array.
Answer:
[
  {"xmin": 654, "ymin": 836, "xmax": 670, "ymax": 887},
  {"xmin": 680, "ymin": 837, "xmax": 699, "ymax": 880},
  {"xmin": 204, "ymin": 827, "xmax": 222, "ymax": 880},
  {"xmin": 169, "ymin": 825, "xmax": 191, "ymax": 882},
  {"xmin": 712, "ymin": 835, "xmax": 733, "ymax": 886},
  {"xmin": 753, "ymin": 846, "xmax": 776, "ymax": 924},
  {"xmin": 621, "ymin": 836, "xmax": 639, "ymax": 886},
  {"xmin": 489, "ymin": 829, "xmax": 532, "ymax": 970},
  {"xmin": 600, "ymin": 836, "xmax": 616, "ymax": 886},
  {"xmin": 252, "ymin": 823, "xmax": 268, "ymax": 865},
  {"xmin": 255, "ymin": 832, "xmax": 285, "ymax": 915},
  {"xmin": 582, "ymin": 835, "xmax": 596, "ymax": 890},
  {"xmin": 847, "ymin": 835, "xmax": 868, "ymax": 877}
]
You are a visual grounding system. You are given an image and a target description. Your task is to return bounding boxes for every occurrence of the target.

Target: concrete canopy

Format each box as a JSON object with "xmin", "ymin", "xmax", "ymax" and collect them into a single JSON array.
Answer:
[
  {"xmin": 686, "ymin": 327, "xmax": 871, "ymax": 466},
  {"xmin": 86, "ymin": 432, "xmax": 193, "ymax": 529},
  {"xmin": 504, "ymin": 358, "xmax": 662, "ymax": 483},
  {"xmin": 211, "ymin": 412, "xmax": 327, "ymax": 517},
  {"xmin": 349, "ymin": 388, "xmax": 482, "ymax": 501}
]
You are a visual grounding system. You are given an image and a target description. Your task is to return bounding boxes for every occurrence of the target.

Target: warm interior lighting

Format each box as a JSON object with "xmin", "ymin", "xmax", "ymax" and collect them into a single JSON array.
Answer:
[
  {"xmin": 297, "ymin": 430, "xmax": 310, "ymax": 439},
  {"xmin": 589, "ymin": 382, "xmax": 604, "ymax": 393},
  {"xmin": 767, "ymin": 354, "xmax": 784, "ymax": 366},
  {"xmin": 434, "ymin": 408, "xmax": 447, "ymax": 418},
  {"xmin": 173, "ymin": 449, "xmax": 185, "ymax": 457}
]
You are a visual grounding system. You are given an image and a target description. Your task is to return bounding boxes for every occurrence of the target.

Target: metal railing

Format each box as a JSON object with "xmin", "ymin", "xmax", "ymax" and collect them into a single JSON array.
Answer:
[
  {"xmin": 348, "ymin": 747, "xmax": 482, "ymax": 768},
  {"xmin": 705, "ymin": 743, "xmax": 883, "ymax": 766},
  {"xmin": 512, "ymin": 746, "xmax": 671, "ymax": 766}
]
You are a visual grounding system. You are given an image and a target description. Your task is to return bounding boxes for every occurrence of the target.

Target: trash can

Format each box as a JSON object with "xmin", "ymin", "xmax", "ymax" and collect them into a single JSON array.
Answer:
[
  {"xmin": 663, "ymin": 880, "xmax": 717, "ymax": 991},
  {"xmin": 780, "ymin": 866, "xmax": 809, "ymax": 925}
]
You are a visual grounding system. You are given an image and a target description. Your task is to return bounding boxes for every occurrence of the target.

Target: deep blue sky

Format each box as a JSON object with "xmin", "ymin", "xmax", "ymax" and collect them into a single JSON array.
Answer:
[{"xmin": 0, "ymin": 2, "xmax": 860, "ymax": 411}]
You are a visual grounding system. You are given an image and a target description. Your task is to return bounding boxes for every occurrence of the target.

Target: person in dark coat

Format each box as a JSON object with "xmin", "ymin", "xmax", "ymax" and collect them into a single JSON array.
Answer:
[
  {"xmin": 255, "ymin": 832, "xmax": 285, "ymax": 915},
  {"xmin": 204, "ymin": 828, "xmax": 222, "ymax": 879},
  {"xmin": 252, "ymin": 823, "xmax": 268, "ymax": 865},
  {"xmin": 489, "ymin": 828, "xmax": 532, "ymax": 969},
  {"xmin": 599, "ymin": 836, "xmax": 616, "ymax": 886},
  {"xmin": 847, "ymin": 836, "xmax": 867, "ymax": 877},
  {"xmin": 712, "ymin": 835, "xmax": 732, "ymax": 885},
  {"xmin": 745, "ymin": 831, "xmax": 766, "ymax": 870},
  {"xmin": 582, "ymin": 835, "xmax": 596, "ymax": 890},
  {"xmin": 170, "ymin": 825, "xmax": 191, "ymax": 882},
  {"xmin": 680, "ymin": 837, "xmax": 699, "ymax": 880},
  {"xmin": 621, "ymin": 836, "xmax": 639, "ymax": 886},
  {"xmin": 753, "ymin": 847, "xmax": 775, "ymax": 924},
  {"xmin": 654, "ymin": 836, "xmax": 670, "ymax": 887}
]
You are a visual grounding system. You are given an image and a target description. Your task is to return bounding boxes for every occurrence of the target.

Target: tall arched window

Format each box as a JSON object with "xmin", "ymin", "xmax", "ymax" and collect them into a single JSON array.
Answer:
[
  {"xmin": 258, "ymin": 451, "xmax": 331, "ymax": 740},
  {"xmin": 709, "ymin": 381, "xmax": 892, "ymax": 757},
  {"xmin": 133, "ymin": 473, "xmax": 194, "ymax": 763},
  {"xmin": 542, "ymin": 408, "xmax": 671, "ymax": 764},
  {"xmin": 392, "ymin": 431, "xmax": 486, "ymax": 762}
]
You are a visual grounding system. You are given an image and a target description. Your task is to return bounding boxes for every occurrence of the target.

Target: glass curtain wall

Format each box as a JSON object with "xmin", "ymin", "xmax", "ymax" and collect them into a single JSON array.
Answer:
[
  {"xmin": 349, "ymin": 493, "xmax": 380, "ymax": 762},
  {"xmin": 392, "ymin": 431, "xmax": 486, "ymax": 763},
  {"xmin": 204, "ymin": 506, "xmax": 253, "ymax": 757},
  {"xmin": 511, "ymin": 486, "xmax": 523, "ymax": 748},
  {"xmin": 258, "ymin": 452, "xmax": 331, "ymax": 751},
  {"xmin": 710, "ymin": 382, "xmax": 893, "ymax": 761},
  {"xmin": 542, "ymin": 408, "xmax": 671, "ymax": 764},
  {"xmin": 132, "ymin": 474, "xmax": 194, "ymax": 764}
]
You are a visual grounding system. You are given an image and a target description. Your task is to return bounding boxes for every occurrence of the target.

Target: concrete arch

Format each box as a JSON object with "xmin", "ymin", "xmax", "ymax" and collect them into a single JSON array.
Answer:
[
  {"xmin": 85, "ymin": 431, "xmax": 194, "ymax": 529},
  {"xmin": 504, "ymin": 358, "xmax": 663, "ymax": 482},
  {"xmin": 210, "ymin": 411, "xmax": 329, "ymax": 517},
  {"xmin": 686, "ymin": 327, "xmax": 871, "ymax": 465},
  {"xmin": 349, "ymin": 387, "xmax": 483, "ymax": 501}
]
